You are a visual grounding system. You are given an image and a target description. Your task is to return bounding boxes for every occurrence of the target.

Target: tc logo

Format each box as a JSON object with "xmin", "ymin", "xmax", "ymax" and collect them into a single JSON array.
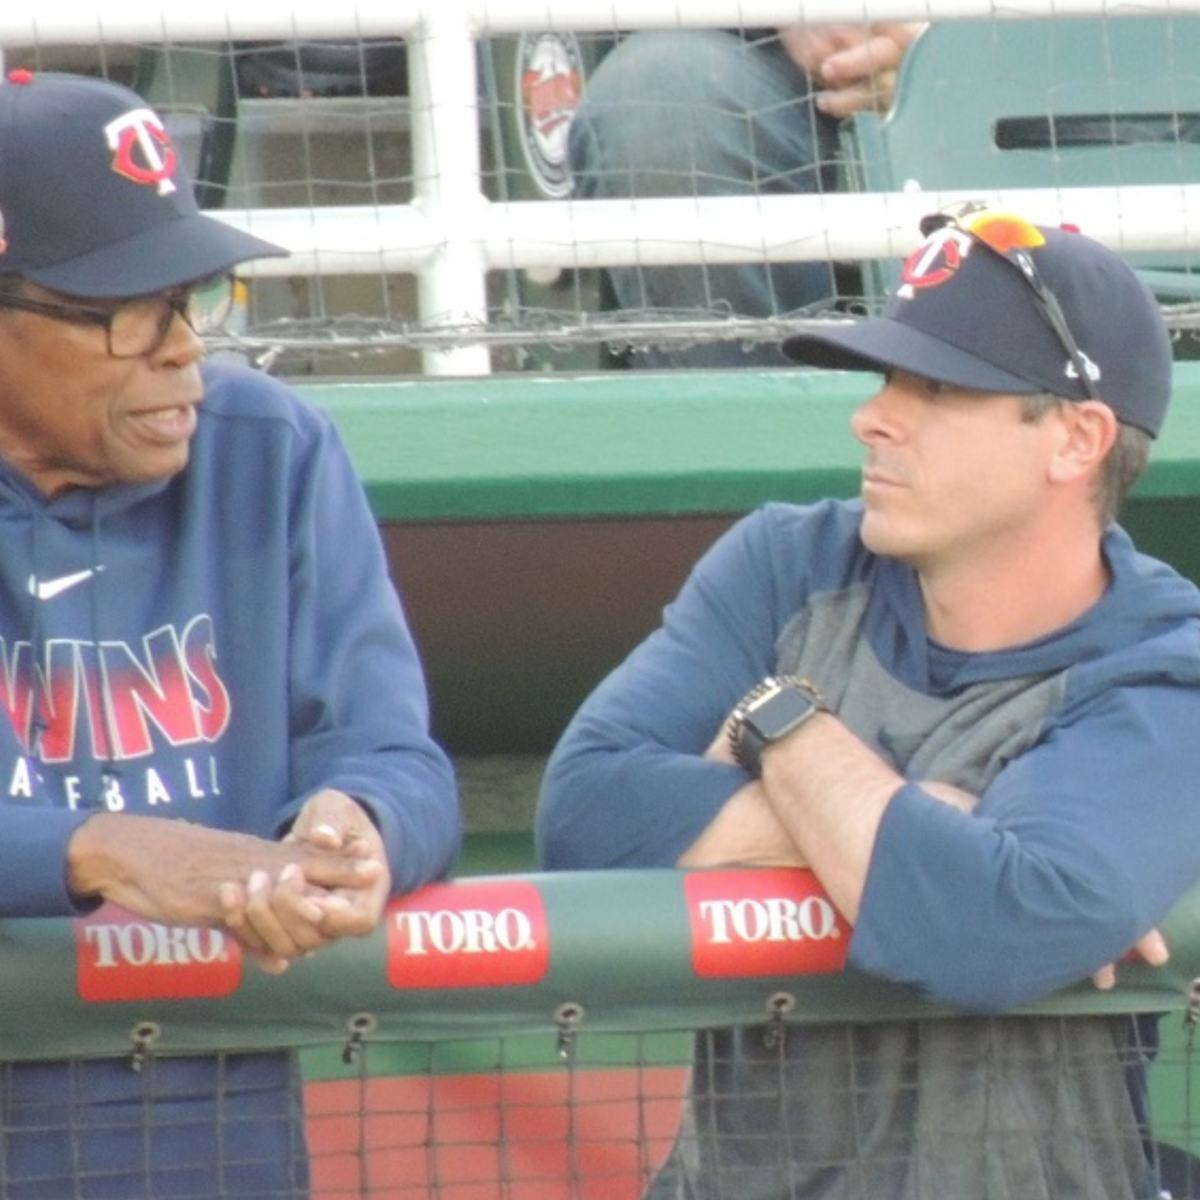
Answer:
[
  {"xmin": 105, "ymin": 109, "xmax": 178, "ymax": 196},
  {"xmin": 900, "ymin": 225, "xmax": 972, "ymax": 292}
]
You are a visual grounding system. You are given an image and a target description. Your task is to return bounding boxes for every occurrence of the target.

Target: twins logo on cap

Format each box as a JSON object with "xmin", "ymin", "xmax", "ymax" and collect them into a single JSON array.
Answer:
[
  {"xmin": 104, "ymin": 109, "xmax": 177, "ymax": 197},
  {"xmin": 781, "ymin": 204, "xmax": 1173, "ymax": 437},
  {"xmin": 0, "ymin": 71, "xmax": 287, "ymax": 297},
  {"xmin": 896, "ymin": 211, "xmax": 1048, "ymax": 301}
]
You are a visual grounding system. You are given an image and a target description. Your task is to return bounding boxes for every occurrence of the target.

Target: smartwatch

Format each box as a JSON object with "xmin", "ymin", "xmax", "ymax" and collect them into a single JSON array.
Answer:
[{"xmin": 728, "ymin": 675, "xmax": 826, "ymax": 777}]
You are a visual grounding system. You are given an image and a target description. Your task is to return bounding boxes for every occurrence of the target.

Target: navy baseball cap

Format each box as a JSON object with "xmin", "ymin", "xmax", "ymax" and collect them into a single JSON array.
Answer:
[
  {"xmin": 0, "ymin": 69, "xmax": 286, "ymax": 298},
  {"xmin": 783, "ymin": 208, "xmax": 1173, "ymax": 437}
]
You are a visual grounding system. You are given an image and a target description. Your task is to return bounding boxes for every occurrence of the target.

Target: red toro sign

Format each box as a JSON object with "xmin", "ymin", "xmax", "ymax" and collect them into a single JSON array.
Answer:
[
  {"xmin": 685, "ymin": 869, "xmax": 850, "ymax": 979},
  {"xmin": 386, "ymin": 880, "xmax": 549, "ymax": 990},
  {"xmin": 75, "ymin": 904, "xmax": 241, "ymax": 1002}
]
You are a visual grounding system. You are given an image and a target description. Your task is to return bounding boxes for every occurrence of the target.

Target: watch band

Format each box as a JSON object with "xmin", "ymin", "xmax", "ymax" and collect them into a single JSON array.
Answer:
[{"xmin": 728, "ymin": 675, "xmax": 826, "ymax": 777}]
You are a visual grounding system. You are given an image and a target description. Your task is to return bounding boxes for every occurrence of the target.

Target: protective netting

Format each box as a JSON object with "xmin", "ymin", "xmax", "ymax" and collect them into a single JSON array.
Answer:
[
  {"xmin": 3, "ymin": 1021, "xmax": 1197, "ymax": 1198},
  {"xmin": 5, "ymin": 8, "xmax": 1200, "ymax": 375}
]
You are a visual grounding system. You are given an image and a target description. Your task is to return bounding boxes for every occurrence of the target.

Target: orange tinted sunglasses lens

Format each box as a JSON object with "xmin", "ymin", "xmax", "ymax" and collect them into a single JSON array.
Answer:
[{"xmin": 959, "ymin": 210, "xmax": 1048, "ymax": 255}]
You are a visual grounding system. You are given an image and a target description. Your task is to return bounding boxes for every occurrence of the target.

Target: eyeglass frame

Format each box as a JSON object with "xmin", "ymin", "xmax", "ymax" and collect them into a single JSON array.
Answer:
[
  {"xmin": 918, "ymin": 206, "xmax": 1102, "ymax": 402},
  {"xmin": 0, "ymin": 274, "xmax": 235, "ymax": 359}
]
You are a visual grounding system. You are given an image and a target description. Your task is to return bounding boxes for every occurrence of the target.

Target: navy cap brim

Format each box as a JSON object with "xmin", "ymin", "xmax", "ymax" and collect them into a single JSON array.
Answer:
[
  {"xmin": 782, "ymin": 317, "xmax": 1047, "ymax": 396},
  {"xmin": 21, "ymin": 211, "xmax": 287, "ymax": 298}
]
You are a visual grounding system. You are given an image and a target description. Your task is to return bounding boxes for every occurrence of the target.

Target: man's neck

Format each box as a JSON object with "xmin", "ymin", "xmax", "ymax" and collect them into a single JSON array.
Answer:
[{"xmin": 918, "ymin": 530, "xmax": 1110, "ymax": 652}]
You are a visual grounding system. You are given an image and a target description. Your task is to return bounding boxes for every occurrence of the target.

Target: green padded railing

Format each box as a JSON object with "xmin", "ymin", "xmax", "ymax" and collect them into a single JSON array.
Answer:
[
  {"xmin": 299, "ymin": 365, "xmax": 1200, "ymax": 528},
  {"xmin": 5, "ymin": 869, "xmax": 1200, "ymax": 1062}
]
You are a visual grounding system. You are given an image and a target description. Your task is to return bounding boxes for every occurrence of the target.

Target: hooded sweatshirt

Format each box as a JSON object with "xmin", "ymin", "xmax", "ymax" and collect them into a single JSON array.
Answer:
[
  {"xmin": 0, "ymin": 361, "xmax": 459, "ymax": 1197},
  {"xmin": 538, "ymin": 498, "xmax": 1200, "ymax": 1200}
]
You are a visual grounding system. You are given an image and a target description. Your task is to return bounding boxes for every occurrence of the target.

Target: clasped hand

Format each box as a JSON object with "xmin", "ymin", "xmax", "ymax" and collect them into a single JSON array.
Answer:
[
  {"xmin": 66, "ymin": 788, "xmax": 392, "ymax": 976},
  {"xmin": 219, "ymin": 788, "xmax": 392, "ymax": 974}
]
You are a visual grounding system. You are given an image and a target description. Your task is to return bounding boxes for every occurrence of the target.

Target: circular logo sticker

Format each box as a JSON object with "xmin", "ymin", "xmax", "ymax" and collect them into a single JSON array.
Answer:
[{"xmin": 515, "ymin": 32, "xmax": 584, "ymax": 199}]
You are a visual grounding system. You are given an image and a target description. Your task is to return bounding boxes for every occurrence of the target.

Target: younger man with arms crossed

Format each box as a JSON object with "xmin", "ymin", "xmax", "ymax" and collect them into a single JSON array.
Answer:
[
  {"xmin": 537, "ymin": 207, "xmax": 1200, "ymax": 1199},
  {"xmin": 0, "ymin": 71, "xmax": 459, "ymax": 1196}
]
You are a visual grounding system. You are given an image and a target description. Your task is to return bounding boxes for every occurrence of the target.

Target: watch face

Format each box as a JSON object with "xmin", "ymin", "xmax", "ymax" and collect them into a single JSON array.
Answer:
[{"xmin": 747, "ymin": 686, "xmax": 817, "ymax": 738}]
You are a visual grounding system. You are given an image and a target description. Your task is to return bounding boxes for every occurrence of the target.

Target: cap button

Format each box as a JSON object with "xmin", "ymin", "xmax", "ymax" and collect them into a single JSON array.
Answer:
[{"xmin": 6, "ymin": 69, "xmax": 34, "ymax": 86}]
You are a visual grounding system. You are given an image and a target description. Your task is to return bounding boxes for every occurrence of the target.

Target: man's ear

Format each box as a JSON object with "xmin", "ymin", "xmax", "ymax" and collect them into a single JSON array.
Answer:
[{"xmin": 1048, "ymin": 400, "xmax": 1118, "ymax": 484}]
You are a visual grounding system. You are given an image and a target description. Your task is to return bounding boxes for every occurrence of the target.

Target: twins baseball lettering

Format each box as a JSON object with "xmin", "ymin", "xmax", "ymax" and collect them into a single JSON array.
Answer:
[{"xmin": 0, "ymin": 614, "xmax": 230, "ymax": 761}]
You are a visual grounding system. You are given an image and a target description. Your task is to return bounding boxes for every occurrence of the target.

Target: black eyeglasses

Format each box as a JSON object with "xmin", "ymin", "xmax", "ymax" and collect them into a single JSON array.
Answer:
[
  {"xmin": 0, "ymin": 274, "xmax": 236, "ymax": 358},
  {"xmin": 919, "ymin": 203, "xmax": 1101, "ymax": 401}
]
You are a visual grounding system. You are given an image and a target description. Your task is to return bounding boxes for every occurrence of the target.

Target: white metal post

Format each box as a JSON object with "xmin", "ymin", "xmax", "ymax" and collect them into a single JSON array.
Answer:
[{"xmin": 407, "ymin": 2, "xmax": 493, "ymax": 375}]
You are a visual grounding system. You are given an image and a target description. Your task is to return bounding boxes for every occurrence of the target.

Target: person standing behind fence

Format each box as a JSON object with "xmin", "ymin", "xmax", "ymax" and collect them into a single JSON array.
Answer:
[
  {"xmin": 0, "ymin": 70, "xmax": 459, "ymax": 1197},
  {"xmin": 537, "ymin": 205, "xmax": 1200, "ymax": 1198},
  {"xmin": 567, "ymin": 23, "xmax": 923, "ymax": 368}
]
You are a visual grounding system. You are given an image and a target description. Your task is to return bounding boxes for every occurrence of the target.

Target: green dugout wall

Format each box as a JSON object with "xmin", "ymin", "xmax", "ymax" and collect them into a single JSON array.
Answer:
[{"xmin": 300, "ymin": 365, "xmax": 1200, "ymax": 758}]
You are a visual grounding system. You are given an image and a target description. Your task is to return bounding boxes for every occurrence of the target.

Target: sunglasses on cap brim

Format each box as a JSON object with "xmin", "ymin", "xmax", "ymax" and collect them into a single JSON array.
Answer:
[{"xmin": 918, "ymin": 202, "xmax": 1101, "ymax": 402}]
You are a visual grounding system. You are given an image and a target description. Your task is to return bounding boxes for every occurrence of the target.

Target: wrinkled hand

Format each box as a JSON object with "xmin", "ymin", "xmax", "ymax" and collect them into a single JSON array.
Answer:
[
  {"xmin": 66, "ymin": 807, "xmax": 382, "ymax": 971},
  {"xmin": 1091, "ymin": 928, "xmax": 1170, "ymax": 991},
  {"xmin": 779, "ymin": 22, "xmax": 926, "ymax": 118},
  {"xmin": 220, "ymin": 789, "xmax": 392, "ymax": 974}
]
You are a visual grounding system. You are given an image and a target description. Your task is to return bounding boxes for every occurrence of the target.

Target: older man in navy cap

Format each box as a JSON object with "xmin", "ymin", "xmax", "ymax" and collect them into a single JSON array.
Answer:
[
  {"xmin": 538, "ymin": 205, "xmax": 1200, "ymax": 1199},
  {"xmin": 0, "ymin": 71, "xmax": 458, "ymax": 1197}
]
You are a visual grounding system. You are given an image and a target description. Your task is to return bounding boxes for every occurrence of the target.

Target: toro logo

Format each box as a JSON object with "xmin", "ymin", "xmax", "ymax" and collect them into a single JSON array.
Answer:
[
  {"xmin": 75, "ymin": 904, "xmax": 241, "ymax": 1003},
  {"xmin": 686, "ymin": 869, "xmax": 849, "ymax": 979},
  {"xmin": 387, "ymin": 880, "xmax": 548, "ymax": 989}
]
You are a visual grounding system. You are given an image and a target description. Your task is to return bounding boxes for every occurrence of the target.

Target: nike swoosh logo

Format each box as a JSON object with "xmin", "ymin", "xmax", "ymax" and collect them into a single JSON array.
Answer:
[{"xmin": 29, "ymin": 568, "xmax": 102, "ymax": 601}]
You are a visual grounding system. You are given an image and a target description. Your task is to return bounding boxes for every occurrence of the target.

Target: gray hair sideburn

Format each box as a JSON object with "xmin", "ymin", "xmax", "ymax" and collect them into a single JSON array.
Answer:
[{"xmin": 1019, "ymin": 391, "xmax": 1151, "ymax": 528}]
